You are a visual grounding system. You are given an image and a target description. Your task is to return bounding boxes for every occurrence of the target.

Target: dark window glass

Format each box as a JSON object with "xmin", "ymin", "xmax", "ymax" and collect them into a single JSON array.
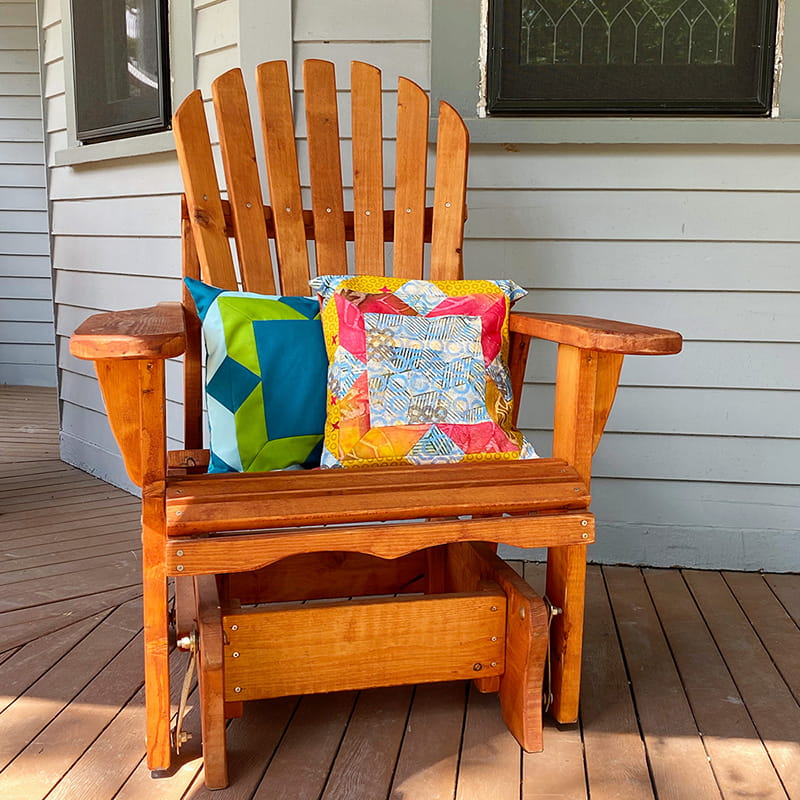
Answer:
[
  {"xmin": 71, "ymin": 0, "xmax": 170, "ymax": 143},
  {"xmin": 487, "ymin": 0, "xmax": 779, "ymax": 115}
]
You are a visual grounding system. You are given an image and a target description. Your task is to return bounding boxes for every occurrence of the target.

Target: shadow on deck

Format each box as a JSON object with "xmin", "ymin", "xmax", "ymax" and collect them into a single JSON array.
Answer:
[{"xmin": 0, "ymin": 386, "xmax": 797, "ymax": 800}]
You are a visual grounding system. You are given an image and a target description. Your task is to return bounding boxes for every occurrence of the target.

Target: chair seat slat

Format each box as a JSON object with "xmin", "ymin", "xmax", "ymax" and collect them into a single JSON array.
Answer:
[
  {"xmin": 212, "ymin": 69, "xmax": 275, "ymax": 294},
  {"xmin": 393, "ymin": 77, "xmax": 429, "ymax": 280},
  {"xmin": 304, "ymin": 59, "xmax": 348, "ymax": 276},
  {"xmin": 351, "ymin": 61, "xmax": 385, "ymax": 275},
  {"xmin": 256, "ymin": 61, "xmax": 311, "ymax": 296}
]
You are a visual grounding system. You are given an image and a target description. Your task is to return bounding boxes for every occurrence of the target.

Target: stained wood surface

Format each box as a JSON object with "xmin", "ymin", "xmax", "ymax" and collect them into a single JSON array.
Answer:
[{"xmin": 1, "ymin": 386, "xmax": 797, "ymax": 799}]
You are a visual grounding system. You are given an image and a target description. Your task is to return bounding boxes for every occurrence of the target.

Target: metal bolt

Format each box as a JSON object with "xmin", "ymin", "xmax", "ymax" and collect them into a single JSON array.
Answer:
[
  {"xmin": 246, "ymin": 202, "xmax": 252, "ymax": 208},
  {"xmin": 365, "ymin": 210, "xmax": 371, "ymax": 215},
  {"xmin": 176, "ymin": 549, "xmax": 184, "ymax": 557},
  {"xmin": 491, "ymin": 636, "xmax": 498, "ymax": 642},
  {"xmin": 202, "ymin": 194, "xmax": 208, "ymax": 201},
  {"xmin": 326, "ymin": 207, "xmax": 332, "ymax": 213},
  {"xmin": 574, "ymin": 487, "xmax": 581, "ymax": 492},
  {"xmin": 231, "ymin": 624, "xmax": 239, "ymax": 631},
  {"xmin": 445, "ymin": 201, "xmax": 451, "ymax": 207},
  {"xmin": 176, "ymin": 635, "xmax": 193, "ymax": 650},
  {"xmin": 176, "ymin": 565, "xmax": 184, "ymax": 572},
  {"xmin": 473, "ymin": 663, "xmax": 483, "ymax": 672},
  {"xmin": 490, "ymin": 661, "xmax": 497, "ymax": 668},
  {"xmin": 232, "ymin": 651, "xmax": 240, "ymax": 658},
  {"xmin": 581, "ymin": 519, "xmax": 588, "ymax": 526},
  {"xmin": 285, "ymin": 206, "xmax": 291, "ymax": 212},
  {"xmin": 490, "ymin": 605, "xmax": 498, "ymax": 612},
  {"xmin": 175, "ymin": 511, "xmax": 183, "ymax": 516},
  {"xmin": 406, "ymin": 208, "xmax": 411, "ymax": 213},
  {"xmin": 582, "ymin": 532, "xmax": 589, "ymax": 539},
  {"xmin": 234, "ymin": 686, "xmax": 242, "ymax": 693}
]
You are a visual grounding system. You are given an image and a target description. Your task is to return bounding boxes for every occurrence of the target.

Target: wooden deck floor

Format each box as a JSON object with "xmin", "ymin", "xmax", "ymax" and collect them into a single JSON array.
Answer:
[{"xmin": 0, "ymin": 384, "xmax": 798, "ymax": 800}]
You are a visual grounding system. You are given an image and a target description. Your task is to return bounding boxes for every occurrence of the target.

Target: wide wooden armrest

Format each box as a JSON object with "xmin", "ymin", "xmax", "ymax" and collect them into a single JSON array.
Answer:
[
  {"xmin": 510, "ymin": 312, "xmax": 682, "ymax": 355},
  {"xmin": 70, "ymin": 303, "xmax": 188, "ymax": 360}
]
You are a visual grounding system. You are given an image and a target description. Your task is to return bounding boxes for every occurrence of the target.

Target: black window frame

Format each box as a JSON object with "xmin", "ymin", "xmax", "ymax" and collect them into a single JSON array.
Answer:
[
  {"xmin": 70, "ymin": 0, "xmax": 172, "ymax": 144},
  {"xmin": 487, "ymin": 0, "xmax": 780, "ymax": 116}
]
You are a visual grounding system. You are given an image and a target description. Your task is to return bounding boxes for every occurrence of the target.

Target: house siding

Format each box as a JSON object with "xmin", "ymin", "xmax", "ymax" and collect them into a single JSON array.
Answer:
[
  {"xmin": 43, "ymin": 0, "xmax": 800, "ymax": 569},
  {"xmin": 0, "ymin": 0, "xmax": 54, "ymax": 386}
]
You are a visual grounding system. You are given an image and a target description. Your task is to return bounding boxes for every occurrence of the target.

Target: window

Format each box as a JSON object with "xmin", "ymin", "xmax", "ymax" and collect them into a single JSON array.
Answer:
[
  {"xmin": 487, "ymin": 0, "xmax": 780, "ymax": 115},
  {"xmin": 70, "ymin": 0, "xmax": 171, "ymax": 143}
]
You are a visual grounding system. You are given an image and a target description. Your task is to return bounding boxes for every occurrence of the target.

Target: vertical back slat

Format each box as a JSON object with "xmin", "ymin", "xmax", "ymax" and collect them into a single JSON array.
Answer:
[
  {"xmin": 256, "ymin": 61, "xmax": 311, "ymax": 296},
  {"xmin": 351, "ymin": 62, "xmax": 385, "ymax": 275},
  {"xmin": 180, "ymin": 206, "xmax": 204, "ymax": 450},
  {"xmin": 393, "ymin": 77, "xmax": 429, "ymax": 280},
  {"xmin": 173, "ymin": 90, "xmax": 238, "ymax": 290},
  {"xmin": 304, "ymin": 60, "xmax": 348, "ymax": 275},
  {"xmin": 430, "ymin": 101, "xmax": 469, "ymax": 281},
  {"xmin": 212, "ymin": 69, "xmax": 275, "ymax": 295}
]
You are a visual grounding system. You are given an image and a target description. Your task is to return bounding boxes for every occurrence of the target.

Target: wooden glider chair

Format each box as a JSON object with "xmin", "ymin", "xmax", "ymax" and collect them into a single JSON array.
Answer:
[{"xmin": 70, "ymin": 60, "xmax": 681, "ymax": 788}]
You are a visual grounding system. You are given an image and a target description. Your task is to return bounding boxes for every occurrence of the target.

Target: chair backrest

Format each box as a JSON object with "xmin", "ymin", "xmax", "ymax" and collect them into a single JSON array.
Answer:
[
  {"xmin": 172, "ymin": 59, "xmax": 470, "ymax": 452},
  {"xmin": 173, "ymin": 60, "xmax": 469, "ymax": 294}
]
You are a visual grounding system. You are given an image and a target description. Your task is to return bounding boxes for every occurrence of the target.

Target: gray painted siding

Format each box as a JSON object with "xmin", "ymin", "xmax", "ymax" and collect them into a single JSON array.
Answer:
[
  {"xmin": 41, "ymin": 0, "xmax": 799, "ymax": 569},
  {"xmin": 291, "ymin": 1, "xmax": 799, "ymax": 571},
  {"xmin": 0, "ymin": 0, "xmax": 54, "ymax": 386},
  {"xmin": 46, "ymin": 0, "xmax": 238, "ymax": 491}
]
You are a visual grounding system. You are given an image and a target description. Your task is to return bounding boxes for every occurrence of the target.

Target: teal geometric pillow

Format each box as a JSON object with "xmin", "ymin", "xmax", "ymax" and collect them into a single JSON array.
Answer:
[{"xmin": 184, "ymin": 277, "xmax": 327, "ymax": 473}]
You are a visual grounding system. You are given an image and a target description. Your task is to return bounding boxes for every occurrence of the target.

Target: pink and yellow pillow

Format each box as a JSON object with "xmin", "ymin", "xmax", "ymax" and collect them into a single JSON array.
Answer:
[{"xmin": 309, "ymin": 275, "xmax": 538, "ymax": 468}]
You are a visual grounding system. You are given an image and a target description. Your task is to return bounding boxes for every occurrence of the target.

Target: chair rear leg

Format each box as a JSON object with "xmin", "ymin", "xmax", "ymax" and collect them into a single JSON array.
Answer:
[
  {"xmin": 195, "ymin": 575, "xmax": 229, "ymax": 789},
  {"xmin": 545, "ymin": 543, "xmax": 587, "ymax": 723},
  {"xmin": 448, "ymin": 543, "xmax": 548, "ymax": 751}
]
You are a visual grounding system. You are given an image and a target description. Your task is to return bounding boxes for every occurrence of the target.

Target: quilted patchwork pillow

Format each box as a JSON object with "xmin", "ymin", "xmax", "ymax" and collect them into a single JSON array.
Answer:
[
  {"xmin": 310, "ymin": 275, "xmax": 538, "ymax": 468},
  {"xmin": 185, "ymin": 277, "xmax": 327, "ymax": 473}
]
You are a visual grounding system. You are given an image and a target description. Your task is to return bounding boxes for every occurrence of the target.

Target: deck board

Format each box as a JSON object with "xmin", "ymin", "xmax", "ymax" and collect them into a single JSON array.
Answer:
[{"xmin": 0, "ymin": 385, "xmax": 798, "ymax": 799}]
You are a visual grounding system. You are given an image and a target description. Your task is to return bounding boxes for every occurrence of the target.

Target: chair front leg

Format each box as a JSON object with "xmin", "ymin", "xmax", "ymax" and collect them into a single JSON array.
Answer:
[
  {"xmin": 143, "ymin": 503, "xmax": 172, "ymax": 772},
  {"xmin": 544, "ymin": 543, "xmax": 587, "ymax": 723}
]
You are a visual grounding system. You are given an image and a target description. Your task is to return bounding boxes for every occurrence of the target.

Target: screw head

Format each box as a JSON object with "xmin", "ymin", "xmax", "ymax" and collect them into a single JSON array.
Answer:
[
  {"xmin": 473, "ymin": 663, "xmax": 483, "ymax": 672},
  {"xmin": 176, "ymin": 549, "xmax": 184, "ymax": 557},
  {"xmin": 234, "ymin": 686, "xmax": 242, "ymax": 693},
  {"xmin": 232, "ymin": 651, "xmax": 240, "ymax": 658},
  {"xmin": 176, "ymin": 565, "xmax": 184, "ymax": 572},
  {"xmin": 490, "ymin": 605, "xmax": 498, "ymax": 612},
  {"xmin": 231, "ymin": 624, "xmax": 239, "ymax": 631},
  {"xmin": 581, "ymin": 519, "xmax": 588, "ymax": 527}
]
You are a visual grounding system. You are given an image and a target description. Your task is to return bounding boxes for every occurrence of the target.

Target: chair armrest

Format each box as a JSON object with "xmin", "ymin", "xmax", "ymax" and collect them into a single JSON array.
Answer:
[
  {"xmin": 70, "ymin": 303, "xmax": 188, "ymax": 360},
  {"xmin": 509, "ymin": 312, "xmax": 682, "ymax": 355}
]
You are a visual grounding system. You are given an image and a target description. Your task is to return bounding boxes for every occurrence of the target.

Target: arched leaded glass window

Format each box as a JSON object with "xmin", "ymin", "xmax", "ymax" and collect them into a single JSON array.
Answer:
[{"xmin": 487, "ymin": 0, "xmax": 780, "ymax": 114}]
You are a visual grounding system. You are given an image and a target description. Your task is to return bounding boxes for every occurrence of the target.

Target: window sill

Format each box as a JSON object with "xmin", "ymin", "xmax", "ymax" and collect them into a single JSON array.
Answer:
[
  {"xmin": 454, "ymin": 116, "xmax": 800, "ymax": 146},
  {"xmin": 53, "ymin": 130, "xmax": 176, "ymax": 166}
]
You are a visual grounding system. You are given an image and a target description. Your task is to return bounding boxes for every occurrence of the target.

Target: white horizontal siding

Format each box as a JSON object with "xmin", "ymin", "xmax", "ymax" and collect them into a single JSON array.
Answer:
[{"xmin": 0, "ymin": 0, "xmax": 55, "ymax": 387}]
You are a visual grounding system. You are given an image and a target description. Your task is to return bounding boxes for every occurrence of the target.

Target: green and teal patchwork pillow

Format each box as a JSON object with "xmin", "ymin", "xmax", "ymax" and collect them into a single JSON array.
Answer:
[{"xmin": 184, "ymin": 277, "xmax": 327, "ymax": 473}]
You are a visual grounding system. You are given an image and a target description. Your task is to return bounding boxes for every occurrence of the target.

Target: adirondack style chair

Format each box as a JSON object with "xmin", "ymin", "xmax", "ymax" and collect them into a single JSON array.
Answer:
[{"xmin": 70, "ymin": 60, "xmax": 681, "ymax": 788}]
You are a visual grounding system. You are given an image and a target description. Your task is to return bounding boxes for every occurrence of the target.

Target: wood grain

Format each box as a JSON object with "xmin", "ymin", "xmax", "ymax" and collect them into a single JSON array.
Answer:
[
  {"xmin": 351, "ymin": 61, "xmax": 385, "ymax": 275},
  {"xmin": 430, "ymin": 101, "xmax": 468, "ymax": 281},
  {"xmin": 222, "ymin": 593, "xmax": 505, "ymax": 699},
  {"xmin": 392, "ymin": 76, "xmax": 429, "ymax": 279},
  {"xmin": 256, "ymin": 61, "xmax": 310, "ymax": 295},
  {"xmin": 212, "ymin": 68, "xmax": 275, "ymax": 294},
  {"xmin": 510, "ymin": 311, "xmax": 682, "ymax": 355},
  {"xmin": 304, "ymin": 59, "xmax": 348, "ymax": 275},
  {"xmin": 173, "ymin": 90, "xmax": 238, "ymax": 290}
]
